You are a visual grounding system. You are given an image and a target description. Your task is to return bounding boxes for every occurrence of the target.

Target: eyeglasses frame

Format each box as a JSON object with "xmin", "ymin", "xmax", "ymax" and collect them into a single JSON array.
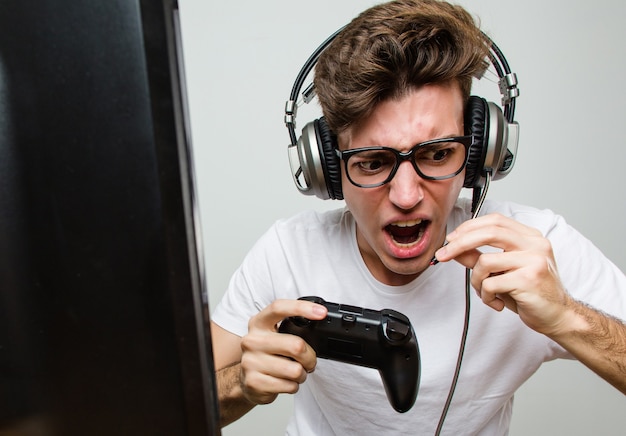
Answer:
[{"xmin": 334, "ymin": 135, "xmax": 475, "ymax": 188}]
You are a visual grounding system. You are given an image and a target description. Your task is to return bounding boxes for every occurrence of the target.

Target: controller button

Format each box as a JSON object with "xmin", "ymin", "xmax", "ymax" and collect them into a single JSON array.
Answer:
[
  {"xmin": 342, "ymin": 314, "xmax": 357, "ymax": 324},
  {"xmin": 384, "ymin": 318, "xmax": 410, "ymax": 341}
]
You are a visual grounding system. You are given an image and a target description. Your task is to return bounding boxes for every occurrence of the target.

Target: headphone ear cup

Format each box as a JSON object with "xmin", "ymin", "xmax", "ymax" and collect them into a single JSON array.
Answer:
[
  {"xmin": 314, "ymin": 117, "xmax": 343, "ymax": 200},
  {"xmin": 463, "ymin": 96, "xmax": 488, "ymax": 188}
]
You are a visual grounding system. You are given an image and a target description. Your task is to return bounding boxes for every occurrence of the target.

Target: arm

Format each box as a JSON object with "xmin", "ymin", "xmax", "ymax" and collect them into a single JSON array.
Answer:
[
  {"xmin": 434, "ymin": 213, "xmax": 626, "ymax": 394},
  {"xmin": 211, "ymin": 300, "xmax": 328, "ymax": 427},
  {"xmin": 546, "ymin": 297, "xmax": 626, "ymax": 394},
  {"xmin": 211, "ymin": 323, "xmax": 254, "ymax": 427}
]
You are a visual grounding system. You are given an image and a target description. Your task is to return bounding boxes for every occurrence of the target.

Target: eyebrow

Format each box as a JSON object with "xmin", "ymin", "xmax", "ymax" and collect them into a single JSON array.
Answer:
[{"xmin": 347, "ymin": 134, "xmax": 467, "ymax": 151}]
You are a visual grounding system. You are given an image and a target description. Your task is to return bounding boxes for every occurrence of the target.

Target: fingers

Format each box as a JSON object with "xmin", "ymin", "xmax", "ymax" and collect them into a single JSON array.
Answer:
[
  {"xmin": 239, "ymin": 299, "xmax": 328, "ymax": 405},
  {"xmin": 248, "ymin": 299, "xmax": 328, "ymax": 332},
  {"xmin": 435, "ymin": 246, "xmax": 481, "ymax": 270},
  {"xmin": 240, "ymin": 338, "xmax": 311, "ymax": 404},
  {"xmin": 435, "ymin": 213, "xmax": 543, "ymax": 265},
  {"xmin": 431, "ymin": 213, "xmax": 568, "ymax": 333},
  {"xmin": 246, "ymin": 299, "xmax": 327, "ymax": 372},
  {"xmin": 470, "ymin": 251, "xmax": 521, "ymax": 312},
  {"xmin": 242, "ymin": 316, "xmax": 319, "ymax": 372}
]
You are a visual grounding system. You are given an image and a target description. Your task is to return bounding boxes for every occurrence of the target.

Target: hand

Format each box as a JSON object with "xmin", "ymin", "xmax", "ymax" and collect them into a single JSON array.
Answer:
[
  {"xmin": 434, "ymin": 213, "xmax": 572, "ymax": 336},
  {"xmin": 239, "ymin": 299, "xmax": 328, "ymax": 405}
]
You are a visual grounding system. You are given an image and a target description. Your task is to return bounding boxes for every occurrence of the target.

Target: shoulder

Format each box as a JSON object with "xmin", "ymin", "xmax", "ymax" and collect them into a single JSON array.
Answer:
[
  {"xmin": 451, "ymin": 197, "xmax": 562, "ymax": 235},
  {"xmin": 247, "ymin": 207, "xmax": 351, "ymax": 258},
  {"xmin": 272, "ymin": 207, "xmax": 351, "ymax": 235}
]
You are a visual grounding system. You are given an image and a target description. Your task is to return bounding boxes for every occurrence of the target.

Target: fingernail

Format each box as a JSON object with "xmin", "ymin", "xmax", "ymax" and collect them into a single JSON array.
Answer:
[
  {"xmin": 312, "ymin": 305, "xmax": 327, "ymax": 317},
  {"xmin": 430, "ymin": 241, "xmax": 449, "ymax": 266}
]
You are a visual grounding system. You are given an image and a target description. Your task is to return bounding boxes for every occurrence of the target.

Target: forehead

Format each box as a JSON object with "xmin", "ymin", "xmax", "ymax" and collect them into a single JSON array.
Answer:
[{"xmin": 339, "ymin": 82, "xmax": 465, "ymax": 150}]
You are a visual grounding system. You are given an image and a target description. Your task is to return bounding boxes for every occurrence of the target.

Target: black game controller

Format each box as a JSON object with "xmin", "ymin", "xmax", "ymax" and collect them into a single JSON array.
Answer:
[{"xmin": 278, "ymin": 296, "xmax": 420, "ymax": 413}]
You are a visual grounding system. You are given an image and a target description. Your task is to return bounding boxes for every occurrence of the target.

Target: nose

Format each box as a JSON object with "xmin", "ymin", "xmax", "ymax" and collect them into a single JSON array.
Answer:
[{"xmin": 388, "ymin": 161, "xmax": 424, "ymax": 210}]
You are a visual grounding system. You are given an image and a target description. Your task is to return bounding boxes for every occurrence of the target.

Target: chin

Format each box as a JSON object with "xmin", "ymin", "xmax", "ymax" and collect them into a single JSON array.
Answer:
[{"xmin": 380, "ymin": 258, "xmax": 429, "ymax": 285}]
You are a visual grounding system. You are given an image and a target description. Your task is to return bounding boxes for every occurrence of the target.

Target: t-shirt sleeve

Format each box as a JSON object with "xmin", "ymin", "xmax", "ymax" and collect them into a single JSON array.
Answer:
[
  {"xmin": 493, "ymin": 203, "xmax": 626, "ymax": 323},
  {"xmin": 547, "ymin": 215, "xmax": 626, "ymax": 322},
  {"xmin": 211, "ymin": 223, "xmax": 288, "ymax": 338},
  {"xmin": 483, "ymin": 201, "xmax": 626, "ymax": 360}
]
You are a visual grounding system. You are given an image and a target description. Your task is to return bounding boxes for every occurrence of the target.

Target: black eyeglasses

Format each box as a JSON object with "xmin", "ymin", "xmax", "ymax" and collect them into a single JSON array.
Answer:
[{"xmin": 334, "ymin": 135, "xmax": 473, "ymax": 188}]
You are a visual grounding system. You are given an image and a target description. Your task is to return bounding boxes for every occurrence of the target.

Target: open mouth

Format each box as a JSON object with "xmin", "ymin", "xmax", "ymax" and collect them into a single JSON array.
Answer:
[{"xmin": 385, "ymin": 219, "xmax": 429, "ymax": 246}]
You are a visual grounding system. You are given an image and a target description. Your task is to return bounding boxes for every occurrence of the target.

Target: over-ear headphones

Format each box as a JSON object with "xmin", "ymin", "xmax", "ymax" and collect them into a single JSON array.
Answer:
[{"xmin": 285, "ymin": 27, "xmax": 520, "ymax": 201}]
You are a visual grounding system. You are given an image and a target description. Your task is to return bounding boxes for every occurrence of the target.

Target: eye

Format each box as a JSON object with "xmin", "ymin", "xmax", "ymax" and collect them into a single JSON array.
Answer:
[
  {"xmin": 416, "ymin": 143, "xmax": 460, "ymax": 164},
  {"xmin": 350, "ymin": 150, "xmax": 395, "ymax": 174},
  {"xmin": 432, "ymin": 149, "xmax": 451, "ymax": 161}
]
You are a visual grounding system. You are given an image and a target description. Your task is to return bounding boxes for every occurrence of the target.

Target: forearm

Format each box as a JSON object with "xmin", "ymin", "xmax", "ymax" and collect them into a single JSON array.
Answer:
[
  {"xmin": 550, "ymin": 296, "xmax": 626, "ymax": 394},
  {"xmin": 216, "ymin": 361, "xmax": 256, "ymax": 427}
]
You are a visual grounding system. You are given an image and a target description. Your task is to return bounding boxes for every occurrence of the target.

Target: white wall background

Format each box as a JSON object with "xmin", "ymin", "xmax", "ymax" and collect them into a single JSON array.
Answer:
[{"xmin": 177, "ymin": 1, "xmax": 626, "ymax": 434}]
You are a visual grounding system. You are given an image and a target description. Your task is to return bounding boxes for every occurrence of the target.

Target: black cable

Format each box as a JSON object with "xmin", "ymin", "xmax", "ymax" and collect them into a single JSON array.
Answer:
[{"xmin": 434, "ymin": 172, "xmax": 491, "ymax": 436}]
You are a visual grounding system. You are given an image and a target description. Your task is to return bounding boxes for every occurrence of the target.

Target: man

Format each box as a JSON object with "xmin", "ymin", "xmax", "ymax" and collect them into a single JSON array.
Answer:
[{"xmin": 210, "ymin": 0, "xmax": 626, "ymax": 434}]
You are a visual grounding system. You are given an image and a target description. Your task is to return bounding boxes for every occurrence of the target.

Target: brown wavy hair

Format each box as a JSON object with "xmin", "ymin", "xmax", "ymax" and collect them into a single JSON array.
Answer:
[{"xmin": 314, "ymin": 0, "xmax": 489, "ymax": 134}]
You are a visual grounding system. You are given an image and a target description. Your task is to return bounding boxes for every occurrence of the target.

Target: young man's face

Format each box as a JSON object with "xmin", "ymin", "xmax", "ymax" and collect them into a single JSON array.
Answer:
[{"xmin": 339, "ymin": 82, "xmax": 466, "ymax": 286}]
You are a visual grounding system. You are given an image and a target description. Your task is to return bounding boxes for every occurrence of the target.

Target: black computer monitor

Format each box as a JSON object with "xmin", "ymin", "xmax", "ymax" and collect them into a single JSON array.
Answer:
[{"xmin": 0, "ymin": 0, "xmax": 221, "ymax": 434}]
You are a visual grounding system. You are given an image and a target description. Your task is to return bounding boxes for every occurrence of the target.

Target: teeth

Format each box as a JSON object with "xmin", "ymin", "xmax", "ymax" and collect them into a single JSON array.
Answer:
[{"xmin": 392, "ymin": 219, "xmax": 423, "ymax": 227}]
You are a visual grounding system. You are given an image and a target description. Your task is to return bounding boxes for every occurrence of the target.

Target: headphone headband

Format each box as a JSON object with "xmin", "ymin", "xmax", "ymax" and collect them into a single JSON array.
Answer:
[
  {"xmin": 285, "ymin": 26, "xmax": 345, "ymax": 147},
  {"xmin": 285, "ymin": 26, "xmax": 520, "ymax": 200}
]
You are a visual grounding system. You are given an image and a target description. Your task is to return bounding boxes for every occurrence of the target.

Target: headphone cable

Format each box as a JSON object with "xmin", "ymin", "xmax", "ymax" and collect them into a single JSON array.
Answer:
[{"xmin": 434, "ymin": 172, "xmax": 491, "ymax": 436}]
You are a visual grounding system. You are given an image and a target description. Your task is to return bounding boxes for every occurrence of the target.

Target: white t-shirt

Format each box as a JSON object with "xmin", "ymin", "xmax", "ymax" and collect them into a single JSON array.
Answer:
[{"xmin": 212, "ymin": 198, "xmax": 626, "ymax": 435}]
